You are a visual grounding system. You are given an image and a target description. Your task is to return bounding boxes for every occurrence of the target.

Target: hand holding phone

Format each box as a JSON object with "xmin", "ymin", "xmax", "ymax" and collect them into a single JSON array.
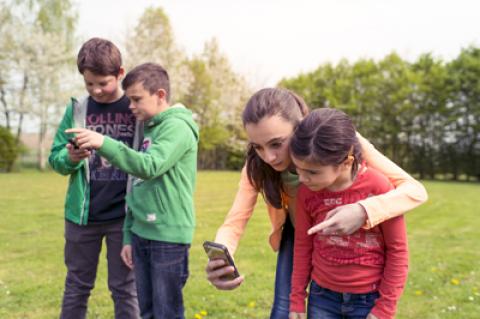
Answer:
[
  {"xmin": 203, "ymin": 241, "xmax": 240, "ymax": 281},
  {"xmin": 68, "ymin": 137, "xmax": 79, "ymax": 149}
]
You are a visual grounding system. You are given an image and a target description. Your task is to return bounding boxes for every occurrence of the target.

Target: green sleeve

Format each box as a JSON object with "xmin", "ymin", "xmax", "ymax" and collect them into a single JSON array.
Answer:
[
  {"xmin": 123, "ymin": 208, "xmax": 133, "ymax": 245},
  {"xmin": 48, "ymin": 101, "xmax": 84, "ymax": 175},
  {"xmin": 98, "ymin": 118, "xmax": 195, "ymax": 180}
]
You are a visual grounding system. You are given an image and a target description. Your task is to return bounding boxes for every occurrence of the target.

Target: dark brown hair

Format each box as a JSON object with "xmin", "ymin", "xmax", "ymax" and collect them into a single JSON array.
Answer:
[
  {"xmin": 290, "ymin": 108, "xmax": 362, "ymax": 179},
  {"xmin": 122, "ymin": 63, "xmax": 171, "ymax": 102},
  {"xmin": 242, "ymin": 88, "xmax": 309, "ymax": 209},
  {"xmin": 77, "ymin": 37, "xmax": 122, "ymax": 76}
]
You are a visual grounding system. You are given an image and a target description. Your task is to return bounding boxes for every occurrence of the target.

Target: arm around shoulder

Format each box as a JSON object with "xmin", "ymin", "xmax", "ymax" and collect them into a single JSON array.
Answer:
[{"xmin": 356, "ymin": 132, "xmax": 428, "ymax": 227}]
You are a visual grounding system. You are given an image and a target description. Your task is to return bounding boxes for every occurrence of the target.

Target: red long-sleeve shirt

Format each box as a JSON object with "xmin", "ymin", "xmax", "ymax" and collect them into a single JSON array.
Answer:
[{"xmin": 290, "ymin": 167, "xmax": 409, "ymax": 319}]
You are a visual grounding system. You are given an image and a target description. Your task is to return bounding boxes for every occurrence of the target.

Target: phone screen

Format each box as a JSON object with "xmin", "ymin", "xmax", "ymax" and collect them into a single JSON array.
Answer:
[{"xmin": 203, "ymin": 241, "xmax": 240, "ymax": 280}]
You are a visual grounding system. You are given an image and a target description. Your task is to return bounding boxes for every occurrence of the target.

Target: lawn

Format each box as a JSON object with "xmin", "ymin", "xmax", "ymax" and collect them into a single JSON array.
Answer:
[{"xmin": 0, "ymin": 171, "xmax": 479, "ymax": 318}]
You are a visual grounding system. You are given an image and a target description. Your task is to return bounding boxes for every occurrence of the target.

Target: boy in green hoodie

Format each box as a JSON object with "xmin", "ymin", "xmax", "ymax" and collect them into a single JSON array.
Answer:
[{"xmin": 67, "ymin": 62, "xmax": 199, "ymax": 319}]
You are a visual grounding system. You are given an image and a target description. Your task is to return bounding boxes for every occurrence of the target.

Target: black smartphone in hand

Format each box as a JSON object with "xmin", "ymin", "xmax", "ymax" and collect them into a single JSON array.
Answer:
[
  {"xmin": 203, "ymin": 241, "xmax": 240, "ymax": 280},
  {"xmin": 68, "ymin": 137, "xmax": 79, "ymax": 149}
]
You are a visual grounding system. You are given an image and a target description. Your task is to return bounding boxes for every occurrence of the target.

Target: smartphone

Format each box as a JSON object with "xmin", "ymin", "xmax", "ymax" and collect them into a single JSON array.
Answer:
[
  {"xmin": 68, "ymin": 137, "xmax": 79, "ymax": 149},
  {"xmin": 203, "ymin": 241, "xmax": 240, "ymax": 280}
]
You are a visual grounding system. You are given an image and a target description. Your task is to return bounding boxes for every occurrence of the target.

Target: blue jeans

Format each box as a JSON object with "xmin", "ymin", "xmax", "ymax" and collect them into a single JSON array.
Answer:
[
  {"xmin": 308, "ymin": 281, "xmax": 379, "ymax": 319},
  {"xmin": 131, "ymin": 234, "xmax": 190, "ymax": 319},
  {"xmin": 270, "ymin": 218, "xmax": 295, "ymax": 319}
]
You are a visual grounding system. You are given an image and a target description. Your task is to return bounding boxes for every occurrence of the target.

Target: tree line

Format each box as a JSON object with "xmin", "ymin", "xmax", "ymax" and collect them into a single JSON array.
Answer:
[
  {"xmin": 280, "ymin": 50, "xmax": 480, "ymax": 181},
  {"xmin": 1, "ymin": 1, "xmax": 479, "ymax": 181}
]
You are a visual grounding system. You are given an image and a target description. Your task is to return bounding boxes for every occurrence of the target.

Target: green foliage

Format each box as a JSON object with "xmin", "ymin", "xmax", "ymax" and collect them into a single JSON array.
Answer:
[
  {"xmin": 0, "ymin": 126, "xmax": 20, "ymax": 172},
  {"xmin": 280, "ymin": 49, "xmax": 480, "ymax": 181},
  {"xmin": 0, "ymin": 171, "xmax": 479, "ymax": 318}
]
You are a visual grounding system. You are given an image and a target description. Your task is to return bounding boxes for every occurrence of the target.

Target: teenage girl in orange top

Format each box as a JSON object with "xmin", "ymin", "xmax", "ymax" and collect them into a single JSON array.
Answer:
[{"xmin": 205, "ymin": 88, "xmax": 427, "ymax": 319}]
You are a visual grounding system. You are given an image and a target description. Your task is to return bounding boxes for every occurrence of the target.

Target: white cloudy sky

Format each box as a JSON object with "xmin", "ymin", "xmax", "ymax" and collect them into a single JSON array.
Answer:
[{"xmin": 78, "ymin": 0, "xmax": 479, "ymax": 87}]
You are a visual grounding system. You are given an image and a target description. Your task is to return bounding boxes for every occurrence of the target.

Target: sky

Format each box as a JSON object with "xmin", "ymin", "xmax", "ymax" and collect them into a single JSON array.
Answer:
[{"xmin": 77, "ymin": 0, "xmax": 479, "ymax": 87}]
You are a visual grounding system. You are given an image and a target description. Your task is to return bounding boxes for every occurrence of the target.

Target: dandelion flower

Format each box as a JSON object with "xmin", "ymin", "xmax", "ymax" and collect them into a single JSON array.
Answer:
[
  {"xmin": 248, "ymin": 301, "xmax": 256, "ymax": 308},
  {"xmin": 194, "ymin": 313, "xmax": 202, "ymax": 319},
  {"xmin": 450, "ymin": 278, "xmax": 460, "ymax": 285},
  {"xmin": 414, "ymin": 290, "xmax": 423, "ymax": 296},
  {"xmin": 200, "ymin": 310, "xmax": 208, "ymax": 316}
]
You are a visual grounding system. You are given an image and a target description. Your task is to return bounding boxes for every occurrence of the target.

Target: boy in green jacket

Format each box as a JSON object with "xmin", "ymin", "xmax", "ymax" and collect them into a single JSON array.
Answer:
[
  {"xmin": 67, "ymin": 62, "xmax": 199, "ymax": 319},
  {"xmin": 49, "ymin": 38, "xmax": 140, "ymax": 319}
]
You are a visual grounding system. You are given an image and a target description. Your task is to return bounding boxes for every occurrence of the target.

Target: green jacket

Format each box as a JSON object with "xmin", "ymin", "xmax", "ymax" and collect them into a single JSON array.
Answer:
[
  {"xmin": 48, "ymin": 97, "xmax": 143, "ymax": 225},
  {"xmin": 97, "ymin": 105, "xmax": 199, "ymax": 245}
]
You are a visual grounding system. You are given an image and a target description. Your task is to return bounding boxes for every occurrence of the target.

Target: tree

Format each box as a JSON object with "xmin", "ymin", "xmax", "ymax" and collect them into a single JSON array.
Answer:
[
  {"xmin": 184, "ymin": 39, "xmax": 250, "ymax": 169},
  {"xmin": 125, "ymin": 6, "xmax": 192, "ymax": 102},
  {"xmin": 1, "ymin": 0, "xmax": 78, "ymax": 170},
  {"xmin": 0, "ymin": 126, "xmax": 20, "ymax": 172},
  {"xmin": 446, "ymin": 47, "xmax": 480, "ymax": 180}
]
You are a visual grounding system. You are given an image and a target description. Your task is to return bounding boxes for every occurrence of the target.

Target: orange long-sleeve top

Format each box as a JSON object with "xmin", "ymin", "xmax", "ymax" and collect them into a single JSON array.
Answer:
[
  {"xmin": 214, "ymin": 133, "xmax": 427, "ymax": 256},
  {"xmin": 290, "ymin": 168, "xmax": 408, "ymax": 318}
]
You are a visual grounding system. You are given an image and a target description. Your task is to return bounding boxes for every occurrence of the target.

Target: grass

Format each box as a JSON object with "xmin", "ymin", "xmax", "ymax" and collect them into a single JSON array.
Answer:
[{"xmin": 0, "ymin": 171, "xmax": 479, "ymax": 318}]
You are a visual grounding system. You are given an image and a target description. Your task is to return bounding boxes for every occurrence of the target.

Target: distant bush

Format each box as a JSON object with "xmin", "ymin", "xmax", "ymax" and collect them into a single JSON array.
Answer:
[{"xmin": 0, "ymin": 127, "xmax": 21, "ymax": 172}]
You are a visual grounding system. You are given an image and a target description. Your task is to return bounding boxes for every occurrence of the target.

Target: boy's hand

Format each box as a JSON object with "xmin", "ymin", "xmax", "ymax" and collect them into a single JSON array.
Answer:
[
  {"xmin": 307, "ymin": 203, "xmax": 367, "ymax": 236},
  {"xmin": 65, "ymin": 128, "xmax": 105, "ymax": 150},
  {"xmin": 66, "ymin": 142, "xmax": 91, "ymax": 163},
  {"xmin": 289, "ymin": 312, "xmax": 306, "ymax": 319},
  {"xmin": 366, "ymin": 313, "xmax": 379, "ymax": 319},
  {"xmin": 120, "ymin": 245, "xmax": 134, "ymax": 269}
]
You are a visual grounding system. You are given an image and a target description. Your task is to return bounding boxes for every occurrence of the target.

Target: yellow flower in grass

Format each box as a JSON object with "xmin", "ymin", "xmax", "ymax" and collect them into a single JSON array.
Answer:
[
  {"xmin": 415, "ymin": 290, "xmax": 424, "ymax": 296},
  {"xmin": 248, "ymin": 301, "xmax": 256, "ymax": 308},
  {"xmin": 194, "ymin": 313, "xmax": 202, "ymax": 319},
  {"xmin": 200, "ymin": 310, "xmax": 208, "ymax": 316},
  {"xmin": 451, "ymin": 278, "xmax": 460, "ymax": 285}
]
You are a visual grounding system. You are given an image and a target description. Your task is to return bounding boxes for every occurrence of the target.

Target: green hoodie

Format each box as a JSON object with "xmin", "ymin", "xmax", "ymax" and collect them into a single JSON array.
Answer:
[{"xmin": 98, "ymin": 104, "xmax": 199, "ymax": 245}]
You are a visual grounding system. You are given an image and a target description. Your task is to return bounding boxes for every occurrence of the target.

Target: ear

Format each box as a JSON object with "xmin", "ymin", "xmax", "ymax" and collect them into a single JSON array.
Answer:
[
  {"xmin": 116, "ymin": 67, "xmax": 126, "ymax": 80},
  {"xmin": 156, "ymin": 88, "xmax": 167, "ymax": 100},
  {"xmin": 342, "ymin": 155, "xmax": 355, "ymax": 168}
]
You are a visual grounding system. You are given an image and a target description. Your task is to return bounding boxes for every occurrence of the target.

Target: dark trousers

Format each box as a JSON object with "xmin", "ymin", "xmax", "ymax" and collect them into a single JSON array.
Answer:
[
  {"xmin": 131, "ymin": 234, "xmax": 190, "ymax": 319},
  {"xmin": 307, "ymin": 281, "xmax": 379, "ymax": 318},
  {"xmin": 270, "ymin": 218, "xmax": 295, "ymax": 319},
  {"xmin": 60, "ymin": 220, "xmax": 139, "ymax": 319}
]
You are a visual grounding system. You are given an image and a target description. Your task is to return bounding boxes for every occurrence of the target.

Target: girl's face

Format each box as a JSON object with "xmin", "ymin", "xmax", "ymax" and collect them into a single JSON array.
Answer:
[
  {"xmin": 245, "ymin": 115, "xmax": 294, "ymax": 172},
  {"xmin": 291, "ymin": 155, "xmax": 352, "ymax": 192}
]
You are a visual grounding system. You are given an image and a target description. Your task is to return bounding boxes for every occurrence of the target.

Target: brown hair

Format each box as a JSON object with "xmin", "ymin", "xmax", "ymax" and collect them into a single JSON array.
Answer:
[
  {"xmin": 77, "ymin": 37, "xmax": 122, "ymax": 76},
  {"xmin": 290, "ymin": 108, "xmax": 362, "ymax": 179},
  {"xmin": 122, "ymin": 63, "xmax": 171, "ymax": 102},
  {"xmin": 242, "ymin": 88, "xmax": 309, "ymax": 209}
]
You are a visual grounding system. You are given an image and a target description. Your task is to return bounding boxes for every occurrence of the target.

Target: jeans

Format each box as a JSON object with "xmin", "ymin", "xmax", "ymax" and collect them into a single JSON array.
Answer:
[
  {"xmin": 131, "ymin": 234, "xmax": 190, "ymax": 319},
  {"xmin": 61, "ymin": 220, "xmax": 139, "ymax": 319},
  {"xmin": 270, "ymin": 218, "xmax": 295, "ymax": 319},
  {"xmin": 307, "ymin": 281, "xmax": 379, "ymax": 319}
]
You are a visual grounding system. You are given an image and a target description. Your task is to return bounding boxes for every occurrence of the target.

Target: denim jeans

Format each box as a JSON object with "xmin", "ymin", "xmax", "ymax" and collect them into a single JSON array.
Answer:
[
  {"xmin": 270, "ymin": 218, "xmax": 295, "ymax": 319},
  {"xmin": 131, "ymin": 234, "xmax": 190, "ymax": 319},
  {"xmin": 307, "ymin": 281, "xmax": 379, "ymax": 319},
  {"xmin": 61, "ymin": 220, "xmax": 139, "ymax": 319}
]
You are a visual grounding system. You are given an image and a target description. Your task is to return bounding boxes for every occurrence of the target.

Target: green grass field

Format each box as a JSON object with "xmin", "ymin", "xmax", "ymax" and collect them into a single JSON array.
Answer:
[{"xmin": 0, "ymin": 171, "xmax": 479, "ymax": 318}]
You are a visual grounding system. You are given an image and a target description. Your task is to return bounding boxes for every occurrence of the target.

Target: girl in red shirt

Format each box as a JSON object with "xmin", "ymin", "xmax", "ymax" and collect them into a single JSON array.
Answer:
[{"xmin": 289, "ymin": 108, "xmax": 408, "ymax": 319}]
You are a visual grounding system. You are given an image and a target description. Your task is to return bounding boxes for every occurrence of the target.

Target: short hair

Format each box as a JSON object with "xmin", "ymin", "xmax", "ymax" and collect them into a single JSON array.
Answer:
[
  {"xmin": 77, "ymin": 38, "xmax": 122, "ymax": 76},
  {"xmin": 122, "ymin": 63, "xmax": 171, "ymax": 102}
]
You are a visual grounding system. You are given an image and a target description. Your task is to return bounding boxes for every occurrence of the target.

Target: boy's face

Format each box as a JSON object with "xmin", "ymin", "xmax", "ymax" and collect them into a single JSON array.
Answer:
[
  {"xmin": 125, "ymin": 82, "xmax": 167, "ymax": 121},
  {"xmin": 83, "ymin": 69, "xmax": 124, "ymax": 104}
]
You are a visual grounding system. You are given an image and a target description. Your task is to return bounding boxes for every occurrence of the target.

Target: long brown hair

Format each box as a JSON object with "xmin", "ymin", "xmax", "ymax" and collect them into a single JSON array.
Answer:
[
  {"xmin": 242, "ymin": 88, "xmax": 309, "ymax": 208},
  {"xmin": 290, "ymin": 108, "xmax": 362, "ymax": 179}
]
